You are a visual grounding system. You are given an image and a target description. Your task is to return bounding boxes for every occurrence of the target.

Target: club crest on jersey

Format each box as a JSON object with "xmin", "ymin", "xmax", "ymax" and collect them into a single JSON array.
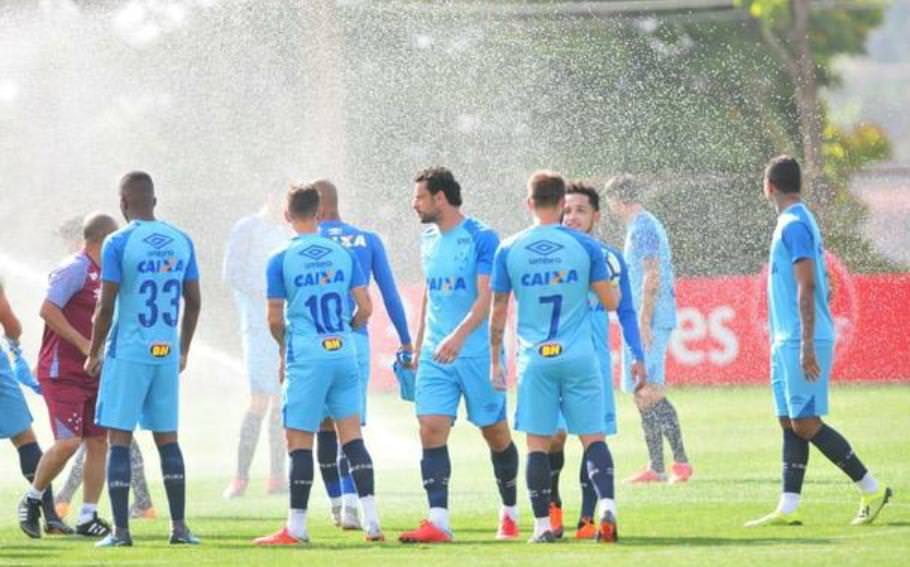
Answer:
[
  {"xmin": 150, "ymin": 343, "xmax": 171, "ymax": 358},
  {"xmin": 295, "ymin": 270, "xmax": 344, "ymax": 287},
  {"xmin": 521, "ymin": 270, "xmax": 578, "ymax": 286},
  {"xmin": 322, "ymin": 337, "xmax": 343, "ymax": 352},
  {"xmin": 538, "ymin": 342, "xmax": 563, "ymax": 358},
  {"xmin": 427, "ymin": 276, "xmax": 467, "ymax": 295},
  {"xmin": 138, "ymin": 257, "xmax": 185, "ymax": 273}
]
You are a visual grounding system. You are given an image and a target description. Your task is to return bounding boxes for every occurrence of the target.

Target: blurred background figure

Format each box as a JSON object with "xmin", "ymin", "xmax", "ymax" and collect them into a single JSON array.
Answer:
[{"xmin": 223, "ymin": 188, "xmax": 293, "ymax": 499}]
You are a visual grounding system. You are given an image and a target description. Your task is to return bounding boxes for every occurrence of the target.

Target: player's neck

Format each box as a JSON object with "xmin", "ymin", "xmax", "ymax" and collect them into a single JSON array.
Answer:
[
  {"xmin": 623, "ymin": 204, "xmax": 642, "ymax": 225},
  {"xmin": 320, "ymin": 211, "xmax": 341, "ymax": 222},
  {"xmin": 128, "ymin": 211, "xmax": 155, "ymax": 222},
  {"xmin": 83, "ymin": 244, "xmax": 102, "ymax": 266},
  {"xmin": 291, "ymin": 219, "xmax": 319, "ymax": 234},
  {"xmin": 774, "ymin": 195, "xmax": 802, "ymax": 214},
  {"xmin": 533, "ymin": 211, "xmax": 561, "ymax": 226},
  {"xmin": 435, "ymin": 208, "xmax": 464, "ymax": 233}
]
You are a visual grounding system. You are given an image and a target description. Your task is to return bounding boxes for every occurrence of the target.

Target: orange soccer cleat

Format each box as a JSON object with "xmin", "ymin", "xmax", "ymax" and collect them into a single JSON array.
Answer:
[
  {"xmin": 496, "ymin": 515, "xmax": 519, "ymax": 540},
  {"xmin": 398, "ymin": 520, "xmax": 452, "ymax": 543},
  {"xmin": 54, "ymin": 501, "xmax": 71, "ymax": 520},
  {"xmin": 595, "ymin": 512, "xmax": 618, "ymax": 543},
  {"xmin": 548, "ymin": 503, "xmax": 564, "ymax": 539},
  {"xmin": 575, "ymin": 516, "xmax": 597, "ymax": 539},
  {"xmin": 253, "ymin": 527, "xmax": 307, "ymax": 545},
  {"xmin": 669, "ymin": 462, "xmax": 694, "ymax": 484},
  {"xmin": 625, "ymin": 467, "xmax": 667, "ymax": 484}
]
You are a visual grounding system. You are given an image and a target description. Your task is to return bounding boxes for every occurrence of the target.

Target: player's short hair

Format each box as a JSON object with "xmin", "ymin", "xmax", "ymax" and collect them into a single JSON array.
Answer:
[
  {"xmin": 528, "ymin": 170, "xmax": 566, "ymax": 208},
  {"xmin": 566, "ymin": 180, "xmax": 600, "ymax": 211},
  {"xmin": 765, "ymin": 155, "xmax": 801, "ymax": 194},
  {"xmin": 287, "ymin": 182, "xmax": 321, "ymax": 218},
  {"xmin": 415, "ymin": 167, "xmax": 462, "ymax": 207},
  {"xmin": 119, "ymin": 171, "xmax": 154, "ymax": 195},
  {"xmin": 82, "ymin": 213, "xmax": 117, "ymax": 244},
  {"xmin": 603, "ymin": 174, "xmax": 641, "ymax": 204}
]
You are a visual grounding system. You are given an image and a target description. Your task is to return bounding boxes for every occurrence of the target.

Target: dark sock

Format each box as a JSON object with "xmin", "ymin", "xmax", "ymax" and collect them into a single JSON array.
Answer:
[
  {"xmin": 129, "ymin": 439, "xmax": 152, "ymax": 509},
  {"xmin": 317, "ymin": 431, "xmax": 341, "ymax": 499},
  {"xmin": 579, "ymin": 457, "xmax": 597, "ymax": 521},
  {"xmin": 107, "ymin": 445, "xmax": 131, "ymax": 531},
  {"xmin": 235, "ymin": 411, "xmax": 263, "ymax": 481},
  {"xmin": 783, "ymin": 428, "xmax": 809, "ymax": 493},
  {"xmin": 585, "ymin": 441, "xmax": 615, "ymax": 501},
  {"xmin": 268, "ymin": 407, "xmax": 286, "ymax": 479},
  {"xmin": 548, "ymin": 450, "xmax": 564, "ymax": 506},
  {"xmin": 490, "ymin": 442, "xmax": 519, "ymax": 507},
  {"xmin": 17, "ymin": 442, "xmax": 58, "ymax": 519},
  {"xmin": 157, "ymin": 443, "xmax": 186, "ymax": 524},
  {"xmin": 338, "ymin": 450, "xmax": 356, "ymax": 495},
  {"xmin": 341, "ymin": 439, "xmax": 375, "ymax": 497},
  {"xmin": 57, "ymin": 445, "xmax": 86, "ymax": 503},
  {"xmin": 640, "ymin": 406, "xmax": 665, "ymax": 473},
  {"xmin": 810, "ymin": 424, "xmax": 868, "ymax": 482},
  {"xmin": 526, "ymin": 451, "xmax": 552, "ymax": 519},
  {"xmin": 654, "ymin": 398, "xmax": 688, "ymax": 463},
  {"xmin": 420, "ymin": 446, "xmax": 451, "ymax": 509},
  {"xmin": 289, "ymin": 449, "xmax": 314, "ymax": 510}
]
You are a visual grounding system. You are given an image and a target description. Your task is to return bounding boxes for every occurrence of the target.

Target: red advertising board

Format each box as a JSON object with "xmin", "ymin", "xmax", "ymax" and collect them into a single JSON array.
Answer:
[{"xmin": 366, "ymin": 263, "xmax": 910, "ymax": 390}]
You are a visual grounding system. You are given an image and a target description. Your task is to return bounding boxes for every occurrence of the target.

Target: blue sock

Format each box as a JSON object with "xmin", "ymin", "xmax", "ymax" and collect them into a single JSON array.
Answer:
[
  {"xmin": 338, "ymin": 448, "xmax": 356, "ymax": 495},
  {"xmin": 491, "ymin": 443, "xmax": 519, "ymax": 507},
  {"xmin": 108, "ymin": 445, "xmax": 132, "ymax": 530},
  {"xmin": 526, "ymin": 451, "xmax": 551, "ymax": 519},
  {"xmin": 421, "ymin": 446, "xmax": 450, "ymax": 509},
  {"xmin": 157, "ymin": 443, "xmax": 186, "ymax": 523},
  {"xmin": 783, "ymin": 428, "xmax": 809, "ymax": 493},
  {"xmin": 317, "ymin": 431, "xmax": 341, "ymax": 499},
  {"xmin": 548, "ymin": 450, "xmax": 564, "ymax": 506},
  {"xmin": 810, "ymin": 424, "xmax": 868, "ymax": 482},
  {"xmin": 341, "ymin": 439, "xmax": 375, "ymax": 497},
  {"xmin": 579, "ymin": 458, "xmax": 597, "ymax": 521},
  {"xmin": 289, "ymin": 449, "xmax": 314, "ymax": 510},
  {"xmin": 584, "ymin": 441, "xmax": 615, "ymax": 501}
]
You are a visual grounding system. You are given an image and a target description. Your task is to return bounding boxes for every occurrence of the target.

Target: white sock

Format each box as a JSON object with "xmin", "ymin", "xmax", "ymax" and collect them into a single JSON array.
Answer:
[
  {"xmin": 342, "ymin": 493, "xmax": 359, "ymax": 510},
  {"xmin": 286, "ymin": 509, "xmax": 308, "ymax": 539},
  {"xmin": 26, "ymin": 486, "xmax": 44, "ymax": 501},
  {"xmin": 428, "ymin": 507, "xmax": 450, "ymax": 533},
  {"xmin": 330, "ymin": 496, "xmax": 342, "ymax": 508},
  {"xmin": 533, "ymin": 516, "xmax": 552, "ymax": 536},
  {"xmin": 360, "ymin": 495, "xmax": 380, "ymax": 531},
  {"xmin": 78, "ymin": 503, "xmax": 98, "ymax": 524},
  {"xmin": 856, "ymin": 472, "xmax": 879, "ymax": 495},
  {"xmin": 500, "ymin": 505, "xmax": 518, "ymax": 522},
  {"xmin": 777, "ymin": 492, "xmax": 801, "ymax": 514},
  {"xmin": 598, "ymin": 498, "xmax": 617, "ymax": 519}
]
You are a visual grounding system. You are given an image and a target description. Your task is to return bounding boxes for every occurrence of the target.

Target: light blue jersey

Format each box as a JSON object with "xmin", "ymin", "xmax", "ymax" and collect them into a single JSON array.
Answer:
[
  {"xmin": 768, "ymin": 202, "xmax": 834, "ymax": 345},
  {"xmin": 101, "ymin": 220, "xmax": 199, "ymax": 365},
  {"xmin": 624, "ymin": 210, "xmax": 677, "ymax": 330},
  {"xmin": 420, "ymin": 217, "xmax": 498, "ymax": 359},
  {"xmin": 491, "ymin": 224, "xmax": 610, "ymax": 436}
]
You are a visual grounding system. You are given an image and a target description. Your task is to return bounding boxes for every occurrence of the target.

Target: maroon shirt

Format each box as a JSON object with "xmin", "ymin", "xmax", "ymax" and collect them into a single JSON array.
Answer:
[{"xmin": 37, "ymin": 251, "xmax": 100, "ymax": 387}]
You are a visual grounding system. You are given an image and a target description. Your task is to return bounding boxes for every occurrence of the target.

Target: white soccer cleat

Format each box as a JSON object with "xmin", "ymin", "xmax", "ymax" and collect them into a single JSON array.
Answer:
[{"xmin": 340, "ymin": 506, "xmax": 362, "ymax": 530}]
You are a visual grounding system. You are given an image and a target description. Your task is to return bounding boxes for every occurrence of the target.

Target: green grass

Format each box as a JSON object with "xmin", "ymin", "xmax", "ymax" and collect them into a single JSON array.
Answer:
[{"xmin": 0, "ymin": 385, "xmax": 908, "ymax": 566}]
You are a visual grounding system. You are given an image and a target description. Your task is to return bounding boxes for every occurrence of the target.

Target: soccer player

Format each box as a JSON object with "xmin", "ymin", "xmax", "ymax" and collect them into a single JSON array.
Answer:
[
  {"xmin": 745, "ymin": 156, "xmax": 891, "ymax": 527},
  {"xmin": 86, "ymin": 171, "xmax": 202, "ymax": 547},
  {"xmin": 18, "ymin": 213, "xmax": 118, "ymax": 540},
  {"xmin": 254, "ymin": 182, "xmax": 383, "ymax": 545},
  {"xmin": 3, "ymin": 284, "xmax": 72, "ymax": 536},
  {"xmin": 604, "ymin": 175, "xmax": 692, "ymax": 484},
  {"xmin": 546, "ymin": 181, "xmax": 647, "ymax": 539},
  {"xmin": 222, "ymin": 190, "xmax": 291, "ymax": 499},
  {"xmin": 314, "ymin": 179, "xmax": 412, "ymax": 529},
  {"xmin": 398, "ymin": 167, "xmax": 520, "ymax": 543},
  {"xmin": 52, "ymin": 217, "xmax": 157, "ymax": 522},
  {"xmin": 490, "ymin": 171, "xmax": 621, "ymax": 543}
]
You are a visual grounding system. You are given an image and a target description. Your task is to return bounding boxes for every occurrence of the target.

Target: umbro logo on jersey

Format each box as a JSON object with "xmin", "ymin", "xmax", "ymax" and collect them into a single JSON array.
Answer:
[
  {"xmin": 143, "ymin": 233, "xmax": 174, "ymax": 250},
  {"xmin": 526, "ymin": 240, "xmax": 563, "ymax": 256},
  {"xmin": 299, "ymin": 245, "xmax": 333, "ymax": 261}
]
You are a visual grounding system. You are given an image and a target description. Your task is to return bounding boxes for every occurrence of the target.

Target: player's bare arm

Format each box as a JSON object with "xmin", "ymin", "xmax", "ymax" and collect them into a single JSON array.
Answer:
[
  {"xmin": 638, "ymin": 257, "xmax": 659, "ymax": 349},
  {"xmin": 0, "ymin": 286, "xmax": 23, "ymax": 340},
  {"xmin": 179, "ymin": 279, "xmax": 202, "ymax": 373},
  {"xmin": 267, "ymin": 298, "xmax": 286, "ymax": 383},
  {"xmin": 40, "ymin": 300, "xmax": 91, "ymax": 356},
  {"xmin": 434, "ymin": 274, "xmax": 491, "ymax": 364},
  {"xmin": 794, "ymin": 258, "xmax": 821, "ymax": 381},
  {"xmin": 85, "ymin": 280, "xmax": 118, "ymax": 377},
  {"xmin": 591, "ymin": 280, "xmax": 620, "ymax": 312},
  {"xmin": 489, "ymin": 291, "xmax": 509, "ymax": 391},
  {"xmin": 410, "ymin": 287, "xmax": 428, "ymax": 369},
  {"xmin": 350, "ymin": 285, "xmax": 373, "ymax": 330}
]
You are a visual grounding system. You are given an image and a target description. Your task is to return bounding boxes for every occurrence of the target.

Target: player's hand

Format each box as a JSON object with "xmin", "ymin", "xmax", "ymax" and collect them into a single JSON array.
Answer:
[
  {"xmin": 640, "ymin": 324, "xmax": 652, "ymax": 352},
  {"xmin": 84, "ymin": 354, "xmax": 102, "ymax": 377},
  {"xmin": 631, "ymin": 359, "xmax": 648, "ymax": 392},
  {"xmin": 801, "ymin": 342, "xmax": 821, "ymax": 382},
  {"xmin": 491, "ymin": 362, "xmax": 508, "ymax": 391},
  {"xmin": 78, "ymin": 337, "xmax": 91, "ymax": 358},
  {"xmin": 179, "ymin": 353, "xmax": 188, "ymax": 374},
  {"xmin": 433, "ymin": 332, "xmax": 464, "ymax": 364}
]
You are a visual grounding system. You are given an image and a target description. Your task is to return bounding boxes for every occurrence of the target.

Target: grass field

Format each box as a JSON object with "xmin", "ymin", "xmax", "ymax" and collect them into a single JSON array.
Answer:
[{"xmin": 0, "ymin": 384, "xmax": 907, "ymax": 566}]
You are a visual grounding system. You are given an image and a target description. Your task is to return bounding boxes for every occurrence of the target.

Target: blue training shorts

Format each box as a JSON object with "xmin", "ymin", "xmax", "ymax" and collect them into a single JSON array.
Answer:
[
  {"xmin": 415, "ymin": 352, "xmax": 506, "ymax": 428},
  {"xmin": 622, "ymin": 328, "xmax": 672, "ymax": 393},
  {"xmin": 95, "ymin": 357, "xmax": 179, "ymax": 432},
  {"xmin": 771, "ymin": 341, "xmax": 832, "ymax": 419},
  {"xmin": 284, "ymin": 353, "xmax": 361, "ymax": 433}
]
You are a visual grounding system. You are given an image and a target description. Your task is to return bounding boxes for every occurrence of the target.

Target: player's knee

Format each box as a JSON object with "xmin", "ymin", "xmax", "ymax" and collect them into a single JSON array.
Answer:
[
  {"xmin": 152, "ymin": 431, "xmax": 178, "ymax": 447},
  {"xmin": 418, "ymin": 418, "xmax": 449, "ymax": 447},
  {"xmin": 55, "ymin": 437, "xmax": 82, "ymax": 457},
  {"xmin": 550, "ymin": 430, "xmax": 567, "ymax": 452},
  {"xmin": 790, "ymin": 418, "xmax": 821, "ymax": 441},
  {"xmin": 11, "ymin": 428, "xmax": 37, "ymax": 448},
  {"xmin": 481, "ymin": 421, "xmax": 511, "ymax": 452},
  {"xmin": 84, "ymin": 436, "xmax": 108, "ymax": 455}
]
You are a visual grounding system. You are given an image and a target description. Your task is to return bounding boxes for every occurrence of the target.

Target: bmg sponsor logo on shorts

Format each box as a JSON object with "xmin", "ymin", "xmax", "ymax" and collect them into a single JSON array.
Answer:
[
  {"xmin": 150, "ymin": 342, "xmax": 172, "ymax": 358},
  {"xmin": 322, "ymin": 337, "xmax": 344, "ymax": 352},
  {"xmin": 537, "ymin": 342, "xmax": 563, "ymax": 358}
]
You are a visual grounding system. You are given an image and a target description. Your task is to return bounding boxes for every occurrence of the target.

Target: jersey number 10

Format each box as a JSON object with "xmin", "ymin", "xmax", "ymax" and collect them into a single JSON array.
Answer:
[{"xmin": 304, "ymin": 292, "xmax": 344, "ymax": 334}]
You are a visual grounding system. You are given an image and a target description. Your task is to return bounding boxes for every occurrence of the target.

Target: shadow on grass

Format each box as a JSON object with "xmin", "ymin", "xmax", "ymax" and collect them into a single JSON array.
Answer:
[{"xmin": 619, "ymin": 535, "xmax": 833, "ymax": 547}]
